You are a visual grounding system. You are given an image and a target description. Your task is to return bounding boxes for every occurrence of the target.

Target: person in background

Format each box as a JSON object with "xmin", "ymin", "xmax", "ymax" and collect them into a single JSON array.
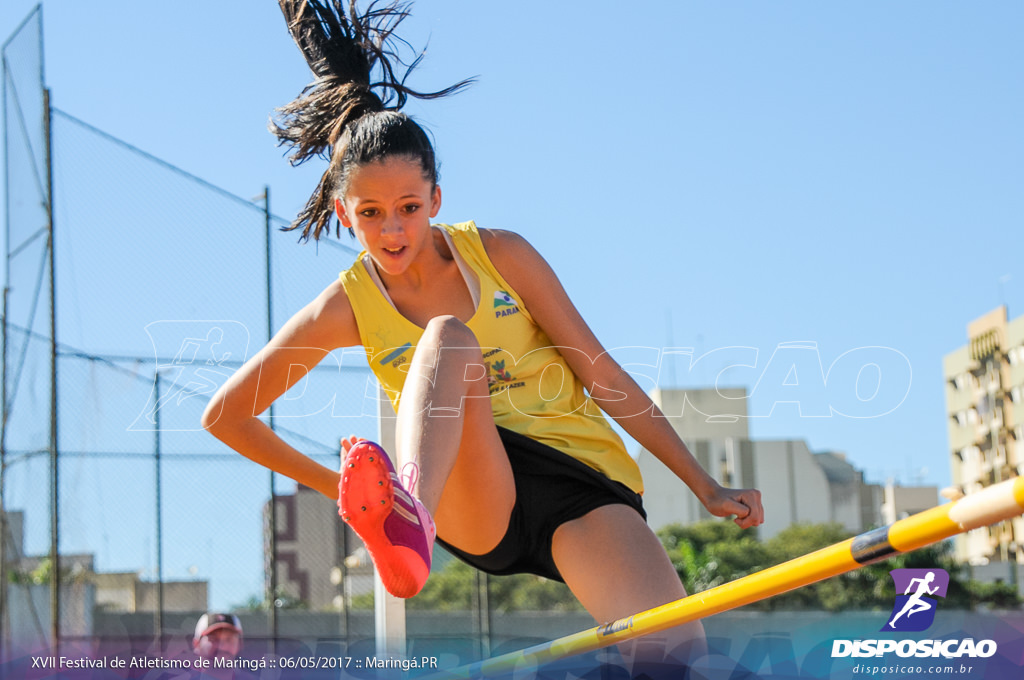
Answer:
[{"xmin": 192, "ymin": 613, "xmax": 243, "ymax": 666}]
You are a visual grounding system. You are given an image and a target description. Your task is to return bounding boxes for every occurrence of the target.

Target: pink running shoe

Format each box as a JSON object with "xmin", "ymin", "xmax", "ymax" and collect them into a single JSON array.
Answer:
[{"xmin": 338, "ymin": 440, "xmax": 435, "ymax": 598}]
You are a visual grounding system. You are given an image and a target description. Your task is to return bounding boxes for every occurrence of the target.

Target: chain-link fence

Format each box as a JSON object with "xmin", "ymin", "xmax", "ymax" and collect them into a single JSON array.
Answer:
[
  {"xmin": 1, "ymin": 7, "xmax": 596, "ymax": 671},
  {"xmin": 0, "ymin": 3, "xmax": 387, "ymax": 659}
]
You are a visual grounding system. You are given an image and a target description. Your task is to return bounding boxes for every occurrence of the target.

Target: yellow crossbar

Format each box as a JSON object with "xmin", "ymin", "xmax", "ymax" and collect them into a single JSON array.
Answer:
[{"xmin": 428, "ymin": 476, "xmax": 1024, "ymax": 679}]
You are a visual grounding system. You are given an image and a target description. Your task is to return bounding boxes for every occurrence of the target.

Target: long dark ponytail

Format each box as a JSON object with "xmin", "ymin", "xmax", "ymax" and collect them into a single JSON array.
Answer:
[{"xmin": 272, "ymin": 0, "xmax": 471, "ymax": 241}]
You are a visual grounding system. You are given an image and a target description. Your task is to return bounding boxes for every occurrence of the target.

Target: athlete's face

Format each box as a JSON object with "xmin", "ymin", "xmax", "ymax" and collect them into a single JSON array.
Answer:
[{"xmin": 335, "ymin": 157, "xmax": 441, "ymax": 276}]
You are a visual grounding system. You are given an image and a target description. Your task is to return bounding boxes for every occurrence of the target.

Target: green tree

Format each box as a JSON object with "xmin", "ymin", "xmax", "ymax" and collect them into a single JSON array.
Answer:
[
  {"xmin": 762, "ymin": 522, "xmax": 865, "ymax": 611},
  {"xmin": 658, "ymin": 521, "xmax": 767, "ymax": 593},
  {"xmin": 406, "ymin": 560, "xmax": 582, "ymax": 612},
  {"xmin": 350, "ymin": 522, "xmax": 1021, "ymax": 614},
  {"xmin": 7, "ymin": 558, "xmax": 88, "ymax": 585}
]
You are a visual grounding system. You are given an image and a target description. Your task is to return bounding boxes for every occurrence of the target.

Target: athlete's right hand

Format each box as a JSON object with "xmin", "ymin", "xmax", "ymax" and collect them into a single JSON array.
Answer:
[{"xmin": 700, "ymin": 484, "xmax": 764, "ymax": 530}]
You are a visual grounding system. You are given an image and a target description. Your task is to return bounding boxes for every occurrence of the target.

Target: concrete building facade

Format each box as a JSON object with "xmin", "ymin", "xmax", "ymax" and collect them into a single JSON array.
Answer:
[
  {"xmin": 943, "ymin": 306, "xmax": 1024, "ymax": 566},
  {"xmin": 0, "ymin": 510, "xmax": 209, "ymax": 647},
  {"xmin": 266, "ymin": 486, "xmax": 375, "ymax": 611},
  {"xmin": 638, "ymin": 388, "xmax": 935, "ymax": 538}
]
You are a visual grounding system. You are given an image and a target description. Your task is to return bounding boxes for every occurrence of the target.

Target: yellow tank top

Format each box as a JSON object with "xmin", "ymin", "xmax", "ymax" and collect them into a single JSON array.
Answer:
[{"xmin": 339, "ymin": 221, "xmax": 643, "ymax": 494}]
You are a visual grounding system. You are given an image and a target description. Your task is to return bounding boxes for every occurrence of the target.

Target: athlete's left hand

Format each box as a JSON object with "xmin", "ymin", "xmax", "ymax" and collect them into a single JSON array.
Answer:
[
  {"xmin": 339, "ymin": 435, "xmax": 366, "ymax": 455},
  {"xmin": 701, "ymin": 485, "xmax": 764, "ymax": 529}
]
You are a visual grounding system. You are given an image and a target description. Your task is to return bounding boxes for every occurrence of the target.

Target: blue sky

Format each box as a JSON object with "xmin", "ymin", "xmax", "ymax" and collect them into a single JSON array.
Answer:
[
  {"xmin": 2, "ymin": 1, "xmax": 1023, "ymax": 609},
  {"xmin": 3, "ymin": 0, "xmax": 1022, "ymax": 486}
]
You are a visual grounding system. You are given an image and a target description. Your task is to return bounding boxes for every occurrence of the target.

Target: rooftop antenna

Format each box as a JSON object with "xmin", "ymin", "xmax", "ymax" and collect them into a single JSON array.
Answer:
[
  {"xmin": 998, "ymin": 274, "xmax": 1011, "ymax": 311},
  {"xmin": 665, "ymin": 309, "xmax": 677, "ymax": 388}
]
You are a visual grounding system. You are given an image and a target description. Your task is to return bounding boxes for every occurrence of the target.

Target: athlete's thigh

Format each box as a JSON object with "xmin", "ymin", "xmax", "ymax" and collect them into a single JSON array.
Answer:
[
  {"xmin": 552, "ymin": 505, "xmax": 708, "ymax": 668},
  {"xmin": 433, "ymin": 387, "xmax": 515, "ymax": 555},
  {"xmin": 551, "ymin": 504, "xmax": 686, "ymax": 622},
  {"xmin": 406, "ymin": 316, "xmax": 515, "ymax": 554}
]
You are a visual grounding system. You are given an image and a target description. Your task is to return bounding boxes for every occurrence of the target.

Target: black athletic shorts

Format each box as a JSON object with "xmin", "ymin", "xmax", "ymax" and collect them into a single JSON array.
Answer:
[{"xmin": 435, "ymin": 426, "xmax": 646, "ymax": 582}]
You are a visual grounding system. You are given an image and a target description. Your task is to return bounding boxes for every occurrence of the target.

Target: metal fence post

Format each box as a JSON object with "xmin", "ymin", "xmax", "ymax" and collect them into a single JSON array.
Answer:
[{"xmin": 44, "ymin": 84, "xmax": 59, "ymax": 658}]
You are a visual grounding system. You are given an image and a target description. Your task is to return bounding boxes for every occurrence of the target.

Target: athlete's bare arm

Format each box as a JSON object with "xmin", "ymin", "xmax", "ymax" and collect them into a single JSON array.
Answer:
[
  {"xmin": 201, "ymin": 279, "xmax": 361, "ymax": 498},
  {"xmin": 482, "ymin": 229, "xmax": 763, "ymax": 528}
]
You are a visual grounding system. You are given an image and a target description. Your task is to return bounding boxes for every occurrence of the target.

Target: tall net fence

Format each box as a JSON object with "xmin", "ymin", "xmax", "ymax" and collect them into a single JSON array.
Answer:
[
  {"xmin": 0, "ymin": 5, "xmax": 395, "ymax": 660},
  {"xmin": 2, "ymin": 3, "xmax": 53, "ymax": 655},
  {"xmin": 2, "ymin": 7, "xmax": 592, "ymax": 670}
]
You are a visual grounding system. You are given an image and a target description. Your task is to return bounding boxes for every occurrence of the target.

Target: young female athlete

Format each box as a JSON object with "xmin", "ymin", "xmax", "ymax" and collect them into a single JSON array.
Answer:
[{"xmin": 202, "ymin": 0, "xmax": 763, "ymax": 664}]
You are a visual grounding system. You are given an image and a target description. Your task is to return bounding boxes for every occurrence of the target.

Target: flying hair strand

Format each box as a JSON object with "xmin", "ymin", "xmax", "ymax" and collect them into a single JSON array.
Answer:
[{"xmin": 271, "ymin": 0, "xmax": 473, "ymax": 241}]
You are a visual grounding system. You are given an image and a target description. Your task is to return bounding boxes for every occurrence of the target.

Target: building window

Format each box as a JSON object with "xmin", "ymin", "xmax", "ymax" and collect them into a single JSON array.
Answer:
[{"xmin": 953, "ymin": 372, "xmax": 973, "ymax": 391}]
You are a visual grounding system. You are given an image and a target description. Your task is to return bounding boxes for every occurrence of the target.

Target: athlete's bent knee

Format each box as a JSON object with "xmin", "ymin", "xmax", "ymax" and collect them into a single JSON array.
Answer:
[
  {"xmin": 421, "ymin": 315, "xmax": 479, "ymax": 349},
  {"xmin": 407, "ymin": 316, "xmax": 490, "ymax": 415}
]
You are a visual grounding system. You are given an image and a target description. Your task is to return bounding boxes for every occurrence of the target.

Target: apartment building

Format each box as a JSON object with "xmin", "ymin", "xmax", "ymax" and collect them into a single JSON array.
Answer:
[
  {"xmin": 638, "ymin": 388, "xmax": 935, "ymax": 538},
  {"xmin": 943, "ymin": 306, "xmax": 1024, "ymax": 567}
]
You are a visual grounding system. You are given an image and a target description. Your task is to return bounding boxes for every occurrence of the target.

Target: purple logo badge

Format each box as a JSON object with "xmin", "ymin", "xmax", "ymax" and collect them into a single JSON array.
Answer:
[{"xmin": 882, "ymin": 568, "xmax": 949, "ymax": 632}]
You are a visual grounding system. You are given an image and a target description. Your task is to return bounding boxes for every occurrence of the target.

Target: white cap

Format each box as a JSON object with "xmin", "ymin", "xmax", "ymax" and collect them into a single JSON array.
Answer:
[{"xmin": 194, "ymin": 612, "xmax": 242, "ymax": 640}]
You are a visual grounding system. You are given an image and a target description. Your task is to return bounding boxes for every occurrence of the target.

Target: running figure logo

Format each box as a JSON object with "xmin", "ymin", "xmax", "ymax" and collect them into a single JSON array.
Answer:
[{"xmin": 882, "ymin": 568, "xmax": 949, "ymax": 632}]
